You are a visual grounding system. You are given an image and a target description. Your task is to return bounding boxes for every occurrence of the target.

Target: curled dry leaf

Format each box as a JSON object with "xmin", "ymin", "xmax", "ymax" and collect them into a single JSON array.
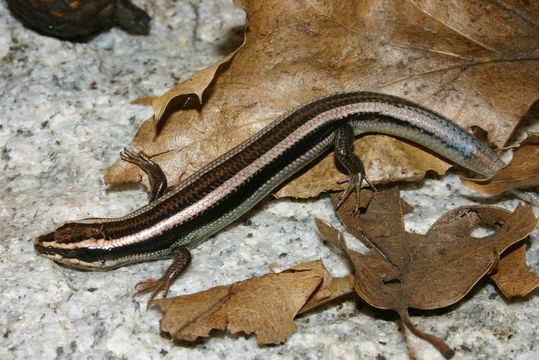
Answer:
[
  {"xmin": 105, "ymin": 0, "xmax": 539, "ymax": 199},
  {"xmin": 462, "ymin": 132, "xmax": 539, "ymax": 196},
  {"xmin": 317, "ymin": 187, "xmax": 536, "ymax": 358},
  {"xmin": 131, "ymin": 96, "xmax": 156, "ymax": 106},
  {"xmin": 152, "ymin": 260, "xmax": 353, "ymax": 345},
  {"xmin": 152, "ymin": 51, "xmax": 241, "ymax": 122},
  {"xmin": 298, "ymin": 273, "xmax": 354, "ymax": 314}
]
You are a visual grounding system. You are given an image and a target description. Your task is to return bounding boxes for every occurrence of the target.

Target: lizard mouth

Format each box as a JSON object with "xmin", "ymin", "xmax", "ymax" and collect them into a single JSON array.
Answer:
[{"xmin": 34, "ymin": 236, "xmax": 107, "ymax": 270}]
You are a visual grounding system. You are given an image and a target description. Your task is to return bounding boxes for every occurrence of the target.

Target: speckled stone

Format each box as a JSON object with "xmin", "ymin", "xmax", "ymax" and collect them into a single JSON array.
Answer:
[{"xmin": 0, "ymin": 1, "xmax": 537, "ymax": 359}]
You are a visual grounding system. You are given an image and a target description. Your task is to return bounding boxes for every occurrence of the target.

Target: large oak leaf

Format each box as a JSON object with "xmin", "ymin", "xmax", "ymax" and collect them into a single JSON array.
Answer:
[{"xmin": 106, "ymin": 0, "xmax": 539, "ymax": 199}]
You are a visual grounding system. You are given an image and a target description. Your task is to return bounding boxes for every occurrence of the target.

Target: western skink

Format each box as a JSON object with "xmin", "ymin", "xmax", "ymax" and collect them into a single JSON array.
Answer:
[{"xmin": 34, "ymin": 92, "xmax": 505, "ymax": 300}]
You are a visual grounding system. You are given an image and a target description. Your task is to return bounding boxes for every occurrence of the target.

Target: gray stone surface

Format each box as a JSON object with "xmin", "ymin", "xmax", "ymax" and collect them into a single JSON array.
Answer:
[{"xmin": 0, "ymin": 1, "xmax": 537, "ymax": 359}]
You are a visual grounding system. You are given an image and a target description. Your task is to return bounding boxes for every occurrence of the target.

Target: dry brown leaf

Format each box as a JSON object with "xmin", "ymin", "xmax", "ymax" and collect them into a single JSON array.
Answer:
[
  {"xmin": 317, "ymin": 187, "xmax": 536, "ymax": 358},
  {"xmin": 152, "ymin": 260, "xmax": 352, "ymax": 344},
  {"xmin": 462, "ymin": 132, "xmax": 539, "ymax": 195},
  {"xmin": 105, "ymin": 0, "xmax": 539, "ymax": 198},
  {"xmin": 491, "ymin": 242, "xmax": 539, "ymax": 298},
  {"xmin": 329, "ymin": 188, "xmax": 537, "ymax": 309}
]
